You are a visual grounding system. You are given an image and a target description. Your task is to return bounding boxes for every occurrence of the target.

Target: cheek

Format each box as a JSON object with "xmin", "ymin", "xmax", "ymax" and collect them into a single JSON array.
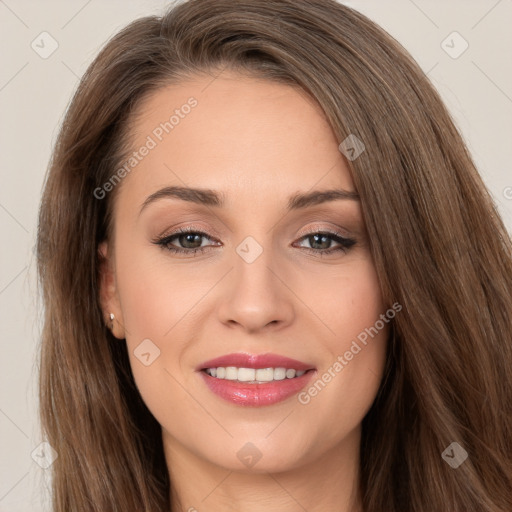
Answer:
[
  {"xmin": 114, "ymin": 240, "xmax": 196, "ymax": 339},
  {"xmin": 114, "ymin": 252, "xmax": 195, "ymax": 435},
  {"xmin": 318, "ymin": 255, "xmax": 387, "ymax": 347},
  {"xmin": 298, "ymin": 257, "xmax": 389, "ymax": 435},
  {"xmin": 112, "ymin": 240, "xmax": 212, "ymax": 417}
]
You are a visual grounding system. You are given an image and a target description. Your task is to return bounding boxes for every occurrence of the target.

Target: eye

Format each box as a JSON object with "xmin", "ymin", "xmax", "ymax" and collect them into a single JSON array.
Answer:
[
  {"xmin": 152, "ymin": 227, "xmax": 357, "ymax": 257},
  {"xmin": 293, "ymin": 230, "xmax": 356, "ymax": 256},
  {"xmin": 152, "ymin": 227, "xmax": 219, "ymax": 256}
]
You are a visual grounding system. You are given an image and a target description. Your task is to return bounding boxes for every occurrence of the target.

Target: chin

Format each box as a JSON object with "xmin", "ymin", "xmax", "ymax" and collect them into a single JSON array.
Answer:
[{"xmin": 200, "ymin": 435, "xmax": 313, "ymax": 474}]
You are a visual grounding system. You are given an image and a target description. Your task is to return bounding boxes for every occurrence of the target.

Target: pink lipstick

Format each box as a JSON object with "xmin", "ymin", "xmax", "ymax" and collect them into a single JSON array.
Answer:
[{"xmin": 197, "ymin": 353, "xmax": 316, "ymax": 407}]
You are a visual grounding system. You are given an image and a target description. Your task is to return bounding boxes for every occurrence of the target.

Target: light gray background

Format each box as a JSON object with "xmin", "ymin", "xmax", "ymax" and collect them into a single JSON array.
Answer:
[{"xmin": 1, "ymin": 1, "xmax": 511, "ymax": 510}]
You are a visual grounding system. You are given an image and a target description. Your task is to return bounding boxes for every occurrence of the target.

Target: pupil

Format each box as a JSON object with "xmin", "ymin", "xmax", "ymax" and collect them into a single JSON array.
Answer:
[
  {"xmin": 311, "ymin": 234, "xmax": 330, "ymax": 250},
  {"xmin": 181, "ymin": 233, "xmax": 201, "ymax": 248}
]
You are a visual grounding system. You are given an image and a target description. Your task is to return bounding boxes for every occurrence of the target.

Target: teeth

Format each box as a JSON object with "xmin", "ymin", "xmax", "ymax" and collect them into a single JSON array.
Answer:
[
  {"xmin": 238, "ymin": 368, "xmax": 255, "ymax": 381},
  {"xmin": 204, "ymin": 367, "xmax": 308, "ymax": 382},
  {"xmin": 225, "ymin": 366, "xmax": 238, "ymax": 380},
  {"xmin": 256, "ymin": 368, "xmax": 274, "ymax": 381},
  {"xmin": 285, "ymin": 369, "xmax": 296, "ymax": 378},
  {"xmin": 273, "ymin": 367, "xmax": 286, "ymax": 380}
]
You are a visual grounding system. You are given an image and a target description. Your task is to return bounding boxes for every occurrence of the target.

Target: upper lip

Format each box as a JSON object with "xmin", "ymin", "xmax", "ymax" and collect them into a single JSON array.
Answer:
[{"xmin": 197, "ymin": 352, "xmax": 315, "ymax": 372}]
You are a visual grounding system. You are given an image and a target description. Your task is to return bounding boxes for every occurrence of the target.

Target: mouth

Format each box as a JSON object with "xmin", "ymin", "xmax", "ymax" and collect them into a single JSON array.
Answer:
[{"xmin": 197, "ymin": 353, "xmax": 316, "ymax": 406}]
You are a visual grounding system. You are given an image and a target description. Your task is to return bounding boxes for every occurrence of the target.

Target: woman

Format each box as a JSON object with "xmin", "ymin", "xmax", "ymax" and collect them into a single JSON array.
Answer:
[{"xmin": 36, "ymin": 0, "xmax": 512, "ymax": 510}]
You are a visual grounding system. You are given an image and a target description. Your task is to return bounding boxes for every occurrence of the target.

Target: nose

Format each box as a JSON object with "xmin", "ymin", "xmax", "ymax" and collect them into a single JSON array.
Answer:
[{"xmin": 216, "ymin": 243, "xmax": 295, "ymax": 333}]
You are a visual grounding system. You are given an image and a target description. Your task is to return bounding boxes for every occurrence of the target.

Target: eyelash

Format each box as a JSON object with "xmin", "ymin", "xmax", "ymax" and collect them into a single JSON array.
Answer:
[{"xmin": 152, "ymin": 226, "xmax": 356, "ymax": 257}]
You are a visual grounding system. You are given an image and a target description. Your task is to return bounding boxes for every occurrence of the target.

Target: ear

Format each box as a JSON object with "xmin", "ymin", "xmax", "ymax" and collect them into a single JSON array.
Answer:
[{"xmin": 98, "ymin": 241, "xmax": 126, "ymax": 339}]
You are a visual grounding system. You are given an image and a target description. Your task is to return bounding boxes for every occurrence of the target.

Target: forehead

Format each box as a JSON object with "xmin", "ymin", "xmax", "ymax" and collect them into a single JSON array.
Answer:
[{"xmin": 117, "ymin": 71, "xmax": 355, "ymax": 213}]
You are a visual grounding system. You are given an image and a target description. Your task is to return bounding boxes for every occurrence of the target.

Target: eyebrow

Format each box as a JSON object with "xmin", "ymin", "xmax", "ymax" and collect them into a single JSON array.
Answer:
[{"xmin": 139, "ymin": 185, "xmax": 360, "ymax": 215}]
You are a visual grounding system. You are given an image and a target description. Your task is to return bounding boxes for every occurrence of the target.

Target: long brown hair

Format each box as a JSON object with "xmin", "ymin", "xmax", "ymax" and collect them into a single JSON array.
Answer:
[{"xmin": 36, "ymin": 0, "xmax": 512, "ymax": 510}]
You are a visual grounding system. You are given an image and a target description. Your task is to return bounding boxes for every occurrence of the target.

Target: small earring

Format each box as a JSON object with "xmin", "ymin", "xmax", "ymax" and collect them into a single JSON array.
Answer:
[{"xmin": 109, "ymin": 313, "xmax": 115, "ymax": 330}]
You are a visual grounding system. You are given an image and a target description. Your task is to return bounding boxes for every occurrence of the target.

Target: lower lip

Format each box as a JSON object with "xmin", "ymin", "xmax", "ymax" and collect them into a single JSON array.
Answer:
[{"xmin": 199, "ymin": 370, "xmax": 316, "ymax": 407}]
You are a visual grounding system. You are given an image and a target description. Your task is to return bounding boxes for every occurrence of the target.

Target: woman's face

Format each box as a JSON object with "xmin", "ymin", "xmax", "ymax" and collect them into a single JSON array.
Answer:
[{"xmin": 100, "ymin": 71, "xmax": 389, "ymax": 474}]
